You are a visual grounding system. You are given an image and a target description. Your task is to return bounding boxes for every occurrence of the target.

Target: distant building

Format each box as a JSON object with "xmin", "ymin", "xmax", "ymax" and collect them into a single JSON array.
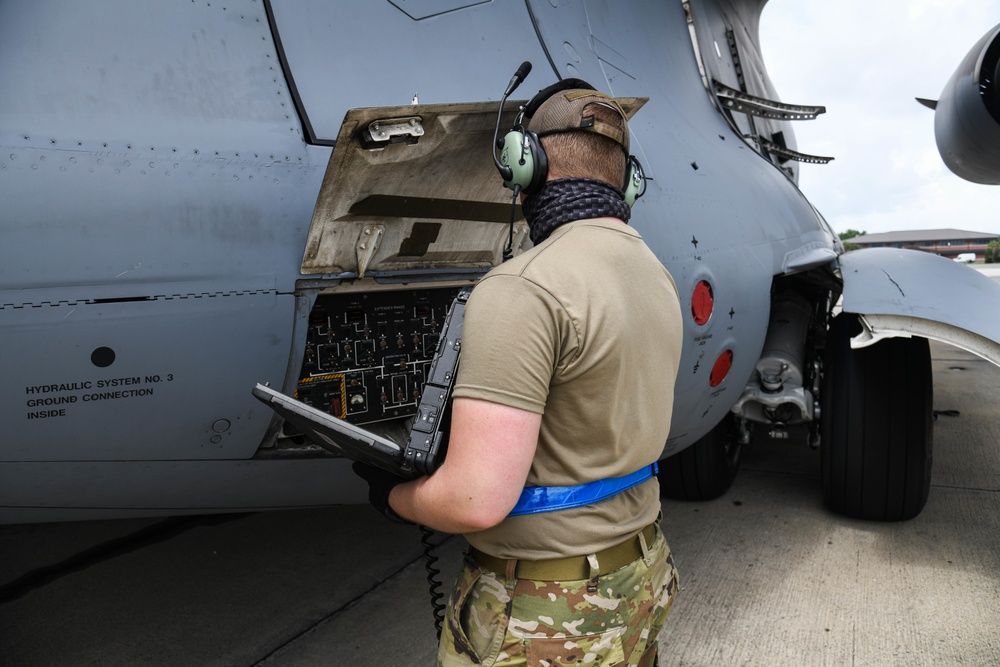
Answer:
[{"xmin": 849, "ymin": 229, "xmax": 998, "ymax": 261}]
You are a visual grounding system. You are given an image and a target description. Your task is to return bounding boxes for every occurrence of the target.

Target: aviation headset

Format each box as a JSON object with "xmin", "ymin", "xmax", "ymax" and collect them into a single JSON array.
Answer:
[{"xmin": 494, "ymin": 74, "xmax": 645, "ymax": 205}]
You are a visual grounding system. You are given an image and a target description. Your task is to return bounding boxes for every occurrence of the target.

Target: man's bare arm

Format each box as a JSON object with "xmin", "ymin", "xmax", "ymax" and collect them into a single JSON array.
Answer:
[{"xmin": 388, "ymin": 397, "xmax": 540, "ymax": 534}]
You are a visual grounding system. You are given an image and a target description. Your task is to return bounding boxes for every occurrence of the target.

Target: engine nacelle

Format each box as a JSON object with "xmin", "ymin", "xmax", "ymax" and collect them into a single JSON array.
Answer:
[{"xmin": 934, "ymin": 23, "xmax": 1000, "ymax": 184}]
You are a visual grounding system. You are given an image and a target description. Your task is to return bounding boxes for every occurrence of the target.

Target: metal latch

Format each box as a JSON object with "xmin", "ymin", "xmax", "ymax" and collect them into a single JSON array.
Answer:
[
  {"xmin": 356, "ymin": 224, "xmax": 385, "ymax": 278},
  {"xmin": 359, "ymin": 116, "xmax": 425, "ymax": 150}
]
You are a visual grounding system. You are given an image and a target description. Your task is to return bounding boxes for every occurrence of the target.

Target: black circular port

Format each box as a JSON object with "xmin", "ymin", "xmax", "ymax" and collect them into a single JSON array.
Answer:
[{"xmin": 91, "ymin": 347, "xmax": 116, "ymax": 368}]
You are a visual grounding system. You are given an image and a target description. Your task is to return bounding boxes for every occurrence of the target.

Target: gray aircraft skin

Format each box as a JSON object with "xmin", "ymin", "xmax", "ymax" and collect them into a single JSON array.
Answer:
[{"xmin": 3, "ymin": 0, "xmax": 1000, "ymax": 524}]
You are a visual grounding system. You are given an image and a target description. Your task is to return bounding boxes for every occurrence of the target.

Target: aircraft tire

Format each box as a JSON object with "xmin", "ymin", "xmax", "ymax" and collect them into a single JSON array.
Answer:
[
  {"xmin": 820, "ymin": 313, "xmax": 933, "ymax": 521},
  {"xmin": 659, "ymin": 414, "xmax": 742, "ymax": 501}
]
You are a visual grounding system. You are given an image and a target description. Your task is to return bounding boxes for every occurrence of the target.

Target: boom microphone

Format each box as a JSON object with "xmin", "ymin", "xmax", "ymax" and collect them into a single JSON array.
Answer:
[
  {"xmin": 494, "ymin": 61, "xmax": 533, "ymax": 181},
  {"xmin": 504, "ymin": 61, "xmax": 532, "ymax": 97}
]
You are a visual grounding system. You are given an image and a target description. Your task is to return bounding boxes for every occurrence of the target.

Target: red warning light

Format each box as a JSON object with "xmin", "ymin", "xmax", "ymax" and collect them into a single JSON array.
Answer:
[
  {"xmin": 692, "ymin": 280, "xmax": 714, "ymax": 325},
  {"xmin": 710, "ymin": 350, "xmax": 733, "ymax": 387}
]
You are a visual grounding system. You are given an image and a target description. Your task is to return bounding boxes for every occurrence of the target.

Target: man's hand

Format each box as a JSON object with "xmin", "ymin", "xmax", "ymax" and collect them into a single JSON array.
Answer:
[{"xmin": 352, "ymin": 462, "xmax": 412, "ymax": 524}]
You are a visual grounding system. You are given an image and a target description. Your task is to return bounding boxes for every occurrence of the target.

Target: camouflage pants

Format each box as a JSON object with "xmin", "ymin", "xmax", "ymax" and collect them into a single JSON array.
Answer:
[{"xmin": 437, "ymin": 527, "xmax": 679, "ymax": 666}]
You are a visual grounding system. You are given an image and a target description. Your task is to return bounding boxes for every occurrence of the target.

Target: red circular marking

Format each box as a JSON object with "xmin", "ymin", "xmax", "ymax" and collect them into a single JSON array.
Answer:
[
  {"xmin": 709, "ymin": 350, "xmax": 733, "ymax": 387},
  {"xmin": 692, "ymin": 280, "xmax": 714, "ymax": 325}
]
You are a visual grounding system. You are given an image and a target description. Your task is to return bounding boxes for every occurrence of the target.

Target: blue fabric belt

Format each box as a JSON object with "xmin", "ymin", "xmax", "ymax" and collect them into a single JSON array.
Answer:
[{"xmin": 508, "ymin": 462, "xmax": 659, "ymax": 517}]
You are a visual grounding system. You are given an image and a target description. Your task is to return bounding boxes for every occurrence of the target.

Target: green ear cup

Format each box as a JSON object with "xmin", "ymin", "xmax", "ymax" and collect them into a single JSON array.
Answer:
[
  {"xmin": 622, "ymin": 156, "xmax": 645, "ymax": 206},
  {"xmin": 499, "ymin": 129, "xmax": 547, "ymax": 192},
  {"xmin": 500, "ymin": 130, "xmax": 533, "ymax": 190},
  {"xmin": 623, "ymin": 161, "xmax": 641, "ymax": 206}
]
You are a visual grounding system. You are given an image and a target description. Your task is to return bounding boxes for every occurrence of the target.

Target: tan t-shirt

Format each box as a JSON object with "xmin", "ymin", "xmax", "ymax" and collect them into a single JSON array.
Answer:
[{"xmin": 453, "ymin": 217, "xmax": 683, "ymax": 559}]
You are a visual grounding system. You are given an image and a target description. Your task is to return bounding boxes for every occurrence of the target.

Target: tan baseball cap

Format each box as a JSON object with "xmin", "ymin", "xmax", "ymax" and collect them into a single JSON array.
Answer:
[{"xmin": 526, "ymin": 88, "xmax": 631, "ymax": 153}]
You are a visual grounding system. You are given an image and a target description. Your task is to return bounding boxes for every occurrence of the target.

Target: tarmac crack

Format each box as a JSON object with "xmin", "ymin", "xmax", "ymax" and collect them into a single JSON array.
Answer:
[
  {"xmin": 0, "ymin": 513, "xmax": 250, "ymax": 606},
  {"xmin": 929, "ymin": 483, "xmax": 1000, "ymax": 493}
]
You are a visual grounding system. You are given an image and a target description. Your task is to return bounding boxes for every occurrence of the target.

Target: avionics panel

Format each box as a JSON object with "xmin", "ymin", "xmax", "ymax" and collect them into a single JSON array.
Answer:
[{"xmin": 296, "ymin": 288, "xmax": 461, "ymax": 425}]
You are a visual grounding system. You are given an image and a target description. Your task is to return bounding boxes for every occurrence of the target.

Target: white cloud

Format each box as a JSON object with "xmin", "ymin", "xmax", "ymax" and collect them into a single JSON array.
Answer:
[{"xmin": 759, "ymin": 0, "xmax": 1000, "ymax": 236}]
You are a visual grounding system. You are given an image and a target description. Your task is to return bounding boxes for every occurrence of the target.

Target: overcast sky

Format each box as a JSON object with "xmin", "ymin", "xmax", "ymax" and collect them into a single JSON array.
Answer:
[{"xmin": 758, "ymin": 0, "xmax": 1000, "ymax": 236}]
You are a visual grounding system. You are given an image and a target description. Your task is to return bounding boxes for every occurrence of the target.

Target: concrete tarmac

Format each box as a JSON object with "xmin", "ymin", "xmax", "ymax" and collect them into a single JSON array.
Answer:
[{"xmin": 1, "ymin": 346, "xmax": 998, "ymax": 666}]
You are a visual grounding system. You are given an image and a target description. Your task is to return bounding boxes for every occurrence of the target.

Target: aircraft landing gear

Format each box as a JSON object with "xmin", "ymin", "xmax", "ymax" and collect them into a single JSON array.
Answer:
[
  {"xmin": 820, "ymin": 313, "xmax": 933, "ymax": 521},
  {"xmin": 659, "ymin": 413, "xmax": 743, "ymax": 501}
]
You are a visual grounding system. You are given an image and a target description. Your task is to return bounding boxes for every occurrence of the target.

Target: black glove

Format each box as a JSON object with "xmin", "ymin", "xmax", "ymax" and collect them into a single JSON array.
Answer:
[{"xmin": 352, "ymin": 462, "xmax": 412, "ymax": 524}]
